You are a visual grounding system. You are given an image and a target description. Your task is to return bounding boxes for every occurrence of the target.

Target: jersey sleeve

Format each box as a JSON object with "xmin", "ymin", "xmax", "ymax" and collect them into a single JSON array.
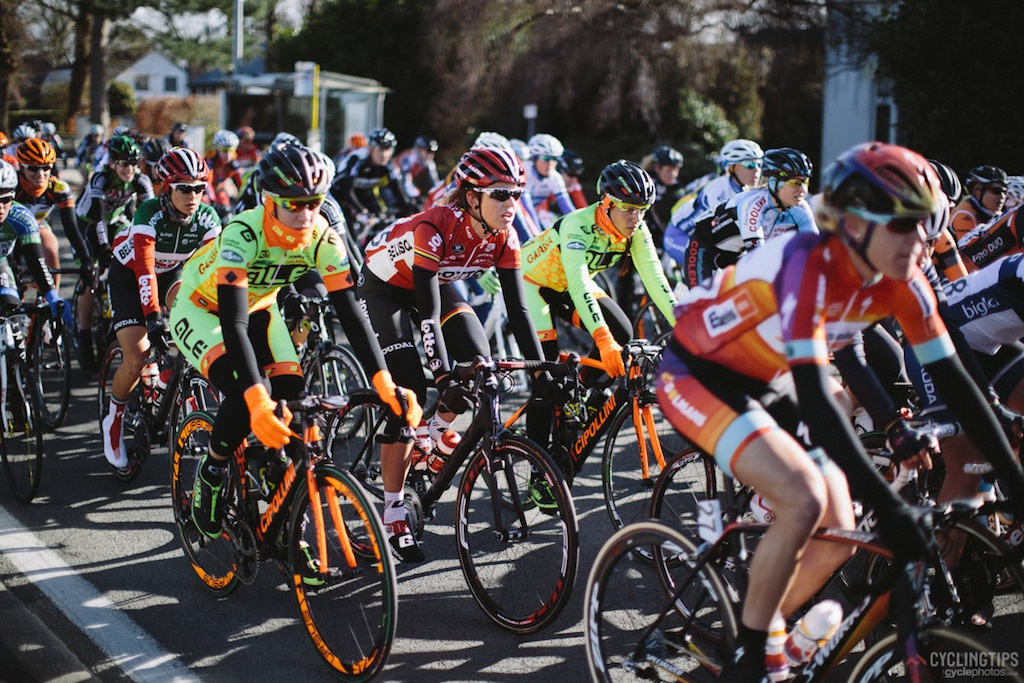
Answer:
[
  {"xmin": 630, "ymin": 222, "xmax": 677, "ymax": 324},
  {"xmin": 891, "ymin": 272, "xmax": 956, "ymax": 365},
  {"xmin": 313, "ymin": 227, "xmax": 355, "ymax": 292},
  {"xmin": 560, "ymin": 219, "xmax": 607, "ymax": 334},
  {"xmin": 412, "ymin": 217, "xmax": 446, "ymax": 273}
]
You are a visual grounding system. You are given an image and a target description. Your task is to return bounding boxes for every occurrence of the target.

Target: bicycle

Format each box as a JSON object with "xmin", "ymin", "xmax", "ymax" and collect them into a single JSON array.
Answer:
[
  {"xmin": 329, "ymin": 355, "xmax": 580, "ymax": 634},
  {"xmin": 286, "ymin": 294, "xmax": 369, "ymax": 399},
  {"xmin": 504, "ymin": 340, "xmax": 690, "ymax": 543},
  {"xmin": 0, "ymin": 302, "xmax": 46, "ymax": 503},
  {"xmin": 26, "ymin": 290, "xmax": 72, "ymax": 429},
  {"xmin": 584, "ymin": 504, "xmax": 1024, "ymax": 682},
  {"xmin": 170, "ymin": 393, "xmax": 397, "ymax": 682}
]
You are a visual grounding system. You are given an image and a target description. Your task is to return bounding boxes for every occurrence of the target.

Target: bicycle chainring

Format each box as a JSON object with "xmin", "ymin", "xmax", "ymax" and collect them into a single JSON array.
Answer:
[{"xmin": 224, "ymin": 513, "xmax": 259, "ymax": 585}]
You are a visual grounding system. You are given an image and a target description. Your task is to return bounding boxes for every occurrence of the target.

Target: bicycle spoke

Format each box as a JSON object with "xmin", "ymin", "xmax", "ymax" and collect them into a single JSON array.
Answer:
[{"xmin": 0, "ymin": 356, "xmax": 44, "ymax": 503}]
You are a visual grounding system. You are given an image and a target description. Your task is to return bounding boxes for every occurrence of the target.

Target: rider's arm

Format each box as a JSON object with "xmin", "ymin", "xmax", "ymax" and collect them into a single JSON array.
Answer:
[
  {"xmin": 497, "ymin": 266, "xmax": 544, "ymax": 362},
  {"xmin": 9, "ymin": 206, "xmax": 58, "ymax": 295},
  {"xmin": 629, "ymin": 222, "xmax": 677, "ymax": 324},
  {"xmin": 559, "ymin": 216, "xmax": 609, "ymax": 337},
  {"xmin": 412, "ymin": 265, "xmax": 451, "ymax": 380},
  {"xmin": 831, "ymin": 331, "xmax": 899, "ymax": 430},
  {"xmin": 131, "ymin": 230, "xmax": 161, "ymax": 319},
  {"xmin": 52, "ymin": 180, "xmax": 91, "ymax": 262}
]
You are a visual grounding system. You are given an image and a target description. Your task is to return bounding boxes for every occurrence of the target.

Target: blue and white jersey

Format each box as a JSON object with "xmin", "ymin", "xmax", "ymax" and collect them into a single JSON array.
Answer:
[{"xmin": 943, "ymin": 253, "xmax": 1024, "ymax": 355}]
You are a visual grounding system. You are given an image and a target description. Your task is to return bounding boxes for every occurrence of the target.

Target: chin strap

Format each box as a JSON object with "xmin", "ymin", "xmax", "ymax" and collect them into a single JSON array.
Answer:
[{"xmin": 467, "ymin": 191, "xmax": 499, "ymax": 237}]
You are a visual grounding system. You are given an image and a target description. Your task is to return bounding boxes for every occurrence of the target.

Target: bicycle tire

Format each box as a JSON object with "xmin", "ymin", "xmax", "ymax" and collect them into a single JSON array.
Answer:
[
  {"xmin": 585, "ymin": 520, "xmax": 738, "ymax": 683},
  {"xmin": 847, "ymin": 625, "xmax": 1024, "ymax": 682},
  {"xmin": 31, "ymin": 316, "xmax": 71, "ymax": 429},
  {"xmin": 323, "ymin": 390, "xmax": 389, "ymax": 497},
  {"xmin": 169, "ymin": 411, "xmax": 241, "ymax": 598},
  {"xmin": 166, "ymin": 362, "xmax": 220, "ymax": 454},
  {"xmin": 602, "ymin": 393, "xmax": 690, "ymax": 540},
  {"xmin": 455, "ymin": 434, "xmax": 580, "ymax": 634},
  {"xmin": 305, "ymin": 344, "xmax": 369, "ymax": 440},
  {"xmin": 648, "ymin": 447, "xmax": 720, "ymax": 546},
  {"xmin": 631, "ymin": 297, "xmax": 673, "ymax": 346},
  {"xmin": 97, "ymin": 342, "xmax": 123, "ymax": 427},
  {"xmin": 288, "ymin": 463, "xmax": 397, "ymax": 682},
  {"xmin": 0, "ymin": 354, "xmax": 45, "ymax": 503}
]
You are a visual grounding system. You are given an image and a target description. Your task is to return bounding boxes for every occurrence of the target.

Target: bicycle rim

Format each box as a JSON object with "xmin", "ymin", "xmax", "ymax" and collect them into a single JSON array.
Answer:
[
  {"xmin": 1, "ymin": 356, "xmax": 44, "ymax": 503},
  {"xmin": 307, "ymin": 346, "xmax": 368, "ymax": 441},
  {"xmin": 585, "ymin": 520, "xmax": 737, "ymax": 683},
  {"xmin": 169, "ymin": 411, "xmax": 240, "ymax": 597},
  {"xmin": 324, "ymin": 391, "xmax": 387, "ymax": 496},
  {"xmin": 33, "ymin": 320, "xmax": 71, "ymax": 429},
  {"xmin": 603, "ymin": 396, "xmax": 690, "ymax": 539},
  {"xmin": 455, "ymin": 435, "xmax": 580, "ymax": 634},
  {"xmin": 649, "ymin": 448, "xmax": 719, "ymax": 548},
  {"xmin": 168, "ymin": 366, "xmax": 221, "ymax": 454},
  {"xmin": 289, "ymin": 464, "xmax": 397, "ymax": 682},
  {"xmin": 848, "ymin": 625, "xmax": 1024, "ymax": 682}
]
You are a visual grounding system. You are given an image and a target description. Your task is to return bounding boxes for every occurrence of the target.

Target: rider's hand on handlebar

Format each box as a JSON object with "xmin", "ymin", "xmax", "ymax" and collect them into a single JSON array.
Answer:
[
  {"xmin": 372, "ymin": 370, "xmax": 422, "ymax": 428},
  {"xmin": 593, "ymin": 327, "xmax": 625, "ymax": 378},
  {"xmin": 885, "ymin": 418, "xmax": 938, "ymax": 471},
  {"xmin": 78, "ymin": 261, "xmax": 96, "ymax": 288},
  {"xmin": 145, "ymin": 313, "xmax": 171, "ymax": 354},
  {"xmin": 436, "ymin": 372, "xmax": 475, "ymax": 415},
  {"xmin": 989, "ymin": 400, "xmax": 1024, "ymax": 443},
  {"xmin": 244, "ymin": 384, "xmax": 296, "ymax": 450}
]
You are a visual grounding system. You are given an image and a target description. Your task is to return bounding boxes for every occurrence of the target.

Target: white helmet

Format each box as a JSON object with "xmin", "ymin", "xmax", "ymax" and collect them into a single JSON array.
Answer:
[
  {"xmin": 213, "ymin": 129, "xmax": 240, "ymax": 149},
  {"xmin": 509, "ymin": 138, "xmax": 531, "ymax": 162},
  {"xmin": 528, "ymin": 133, "xmax": 564, "ymax": 160},
  {"xmin": 41, "ymin": 122, "xmax": 57, "ymax": 136},
  {"xmin": 0, "ymin": 160, "xmax": 18, "ymax": 197},
  {"xmin": 112, "ymin": 125, "xmax": 130, "ymax": 138},
  {"xmin": 271, "ymin": 131, "xmax": 301, "ymax": 149},
  {"xmin": 12, "ymin": 124, "xmax": 36, "ymax": 142},
  {"xmin": 88, "ymin": 123, "xmax": 105, "ymax": 136},
  {"xmin": 473, "ymin": 131, "xmax": 511, "ymax": 151},
  {"xmin": 1005, "ymin": 175, "xmax": 1024, "ymax": 210},
  {"xmin": 317, "ymin": 151, "xmax": 337, "ymax": 183},
  {"xmin": 719, "ymin": 138, "xmax": 764, "ymax": 166}
]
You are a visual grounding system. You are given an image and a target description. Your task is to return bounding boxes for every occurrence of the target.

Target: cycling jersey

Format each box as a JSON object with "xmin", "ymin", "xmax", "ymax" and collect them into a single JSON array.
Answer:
[
  {"xmin": 112, "ymin": 197, "xmax": 222, "ymax": 317},
  {"xmin": 951, "ymin": 195, "xmax": 999, "ymax": 242},
  {"xmin": 205, "ymin": 152, "xmax": 244, "ymax": 206},
  {"xmin": 931, "ymin": 228, "xmax": 968, "ymax": 282},
  {"xmin": 363, "ymin": 204, "xmax": 520, "ymax": 289},
  {"xmin": 331, "ymin": 148, "xmax": 412, "ymax": 218},
  {"xmin": 663, "ymin": 173, "xmax": 745, "ymax": 265},
  {"xmin": 525, "ymin": 164, "xmax": 575, "ymax": 229},
  {"xmin": 520, "ymin": 204, "xmax": 676, "ymax": 336},
  {"xmin": 0, "ymin": 202, "xmax": 57, "ymax": 296},
  {"xmin": 76, "ymin": 167, "xmax": 155, "ymax": 249},
  {"xmin": 396, "ymin": 149, "xmax": 440, "ymax": 201},
  {"xmin": 957, "ymin": 203, "xmax": 1024, "ymax": 271},
  {"xmin": 942, "ymin": 252, "xmax": 1024, "ymax": 355},
  {"xmin": 14, "ymin": 175, "xmax": 90, "ymax": 262}
]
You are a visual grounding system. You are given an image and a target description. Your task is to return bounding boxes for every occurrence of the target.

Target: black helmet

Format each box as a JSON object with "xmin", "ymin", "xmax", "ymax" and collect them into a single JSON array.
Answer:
[
  {"xmin": 367, "ymin": 127, "xmax": 397, "ymax": 149},
  {"xmin": 414, "ymin": 136, "xmax": 438, "ymax": 152},
  {"xmin": 597, "ymin": 160, "xmax": 656, "ymax": 206},
  {"xmin": 927, "ymin": 159, "xmax": 962, "ymax": 204},
  {"xmin": 258, "ymin": 143, "xmax": 330, "ymax": 198},
  {"xmin": 171, "ymin": 121, "xmax": 188, "ymax": 133},
  {"xmin": 143, "ymin": 138, "xmax": 171, "ymax": 166},
  {"xmin": 557, "ymin": 149, "xmax": 585, "ymax": 178},
  {"xmin": 965, "ymin": 164, "xmax": 1008, "ymax": 193},
  {"xmin": 762, "ymin": 147, "xmax": 813, "ymax": 180},
  {"xmin": 108, "ymin": 135, "xmax": 142, "ymax": 164},
  {"xmin": 652, "ymin": 145, "xmax": 683, "ymax": 167}
]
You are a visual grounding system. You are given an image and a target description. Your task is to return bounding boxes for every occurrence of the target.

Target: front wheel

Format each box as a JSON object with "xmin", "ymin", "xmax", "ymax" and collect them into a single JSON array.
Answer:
[
  {"xmin": 847, "ymin": 625, "xmax": 1024, "ymax": 682},
  {"xmin": 31, "ymin": 315, "xmax": 71, "ymax": 429},
  {"xmin": 289, "ymin": 464, "xmax": 397, "ymax": 682},
  {"xmin": 169, "ymin": 411, "xmax": 242, "ymax": 597},
  {"xmin": 0, "ymin": 355, "xmax": 44, "ymax": 503},
  {"xmin": 455, "ymin": 435, "xmax": 580, "ymax": 634}
]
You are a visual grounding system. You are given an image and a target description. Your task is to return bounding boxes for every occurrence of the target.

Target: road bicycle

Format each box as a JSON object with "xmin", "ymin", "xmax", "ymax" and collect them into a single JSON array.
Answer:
[
  {"xmin": 26, "ymin": 283, "xmax": 72, "ymax": 429},
  {"xmin": 584, "ymin": 504, "xmax": 1024, "ymax": 682},
  {"xmin": 504, "ymin": 340, "xmax": 690, "ymax": 543},
  {"xmin": 286, "ymin": 294, "xmax": 368, "ymax": 399},
  {"xmin": 0, "ymin": 302, "xmax": 46, "ymax": 502},
  {"xmin": 170, "ymin": 393, "xmax": 396, "ymax": 682},
  {"xmin": 329, "ymin": 356, "xmax": 580, "ymax": 634}
]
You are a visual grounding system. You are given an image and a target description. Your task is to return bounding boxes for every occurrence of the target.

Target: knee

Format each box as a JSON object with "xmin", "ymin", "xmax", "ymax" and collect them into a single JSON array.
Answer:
[{"xmin": 773, "ymin": 476, "xmax": 827, "ymax": 533}]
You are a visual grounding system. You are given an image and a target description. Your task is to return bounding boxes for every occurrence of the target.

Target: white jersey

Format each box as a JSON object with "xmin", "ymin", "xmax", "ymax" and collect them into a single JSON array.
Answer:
[{"xmin": 943, "ymin": 252, "xmax": 1024, "ymax": 355}]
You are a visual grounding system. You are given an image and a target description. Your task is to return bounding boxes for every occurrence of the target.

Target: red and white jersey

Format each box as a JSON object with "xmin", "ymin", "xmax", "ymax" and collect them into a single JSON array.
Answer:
[{"xmin": 363, "ymin": 204, "xmax": 520, "ymax": 289}]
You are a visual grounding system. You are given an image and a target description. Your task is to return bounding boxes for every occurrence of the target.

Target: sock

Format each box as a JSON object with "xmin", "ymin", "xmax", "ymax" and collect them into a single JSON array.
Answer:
[{"xmin": 383, "ymin": 491, "xmax": 405, "ymax": 525}]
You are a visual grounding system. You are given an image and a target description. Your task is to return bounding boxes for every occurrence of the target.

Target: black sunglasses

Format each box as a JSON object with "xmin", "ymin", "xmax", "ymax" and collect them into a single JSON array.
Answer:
[{"xmin": 479, "ymin": 188, "xmax": 524, "ymax": 202}]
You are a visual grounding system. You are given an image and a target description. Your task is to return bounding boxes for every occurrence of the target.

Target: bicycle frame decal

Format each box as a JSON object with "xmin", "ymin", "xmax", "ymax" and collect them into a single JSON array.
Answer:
[
  {"xmin": 571, "ymin": 392, "xmax": 619, "ymax": 462},
  {"xmin": 258, "ymin": 462, "xmax": 297, "ymax": 538}
]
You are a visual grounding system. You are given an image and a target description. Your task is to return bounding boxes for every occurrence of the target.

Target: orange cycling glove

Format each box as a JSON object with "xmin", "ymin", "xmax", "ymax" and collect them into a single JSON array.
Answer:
[
  {"xmin": 593, "ymin": 327, "xmax": 625, "ymax": 378},
  {"xmin": 373, "ymin": 370, "xmax": 423, "ymax": 428},
  {"xmin": 244, "ymin": 384, "xmax": 296, "ymax": 450}
]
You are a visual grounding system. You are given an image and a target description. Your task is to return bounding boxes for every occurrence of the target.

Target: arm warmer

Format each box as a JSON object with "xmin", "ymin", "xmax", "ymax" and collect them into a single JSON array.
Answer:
[
  {"xmin": 412, "ymin": 265, "xmax": 451, "ymax": 380},
  {"xmin": 327, "ymin": 286, "xmax": 387, "ymax": 378},
  {"xmin": 497, "ymin": 267, "xmax": 544, "ymax": 361},
  {"xmin": 216, "ymin": 283, "xmax": 262, "ymax": 390}
]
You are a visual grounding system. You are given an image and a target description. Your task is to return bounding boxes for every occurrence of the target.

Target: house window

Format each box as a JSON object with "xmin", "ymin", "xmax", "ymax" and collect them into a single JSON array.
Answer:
[
  {"xmin": 164, "ymin": 76, "xmax": 178, "ymax": 92},
  {"xmin": 135, "ymin": 75, "xmax": 149, "ymax": 91}
]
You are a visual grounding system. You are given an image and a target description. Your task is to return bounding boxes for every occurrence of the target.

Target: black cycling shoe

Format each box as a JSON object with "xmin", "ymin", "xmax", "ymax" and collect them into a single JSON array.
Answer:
[
  {"xmin": 385, "ymin": 519, "xmax": 424, "ymax": 563},
  {"xmin": 191, "ymin": 461, "xmax": 225, "ymax": 539}
]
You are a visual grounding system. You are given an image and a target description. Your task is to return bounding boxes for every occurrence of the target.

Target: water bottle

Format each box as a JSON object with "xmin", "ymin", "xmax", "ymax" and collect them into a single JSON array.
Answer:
[
  {"xmin": 427, "ymin": 429, "xmax": 460, "ymax": 474},
  {"xmin": 749, "ymin": 493, "xmax": 776, "ymax": 523},
  {"xmin": 784, "ymin": 600, "xmax": 843, "ymax": 666},
  {"xmin": 765, "ymin": 612, "xmax": 790, "ymax": 682}
]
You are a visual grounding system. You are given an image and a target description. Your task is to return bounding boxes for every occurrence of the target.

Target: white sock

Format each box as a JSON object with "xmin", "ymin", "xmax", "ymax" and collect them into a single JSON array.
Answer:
[{"xmin": 383, "ymin": 491, "xmax": 405, "ymax": 525}]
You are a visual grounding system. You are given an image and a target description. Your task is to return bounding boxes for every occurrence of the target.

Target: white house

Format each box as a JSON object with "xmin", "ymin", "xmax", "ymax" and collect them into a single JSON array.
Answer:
[{"xmin": 113, "ymin": 51, "xmax": 189, "ymax": 101}]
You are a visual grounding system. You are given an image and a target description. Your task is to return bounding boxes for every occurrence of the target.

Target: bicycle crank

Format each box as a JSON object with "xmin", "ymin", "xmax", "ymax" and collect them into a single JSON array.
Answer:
[{"xmin": 224, "ymin": 513, "xmax": 259, "ymax": 585}]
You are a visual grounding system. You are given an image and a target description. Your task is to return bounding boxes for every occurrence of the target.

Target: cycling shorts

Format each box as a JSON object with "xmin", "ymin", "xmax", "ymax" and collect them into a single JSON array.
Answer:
[{"xmin": 108, "ymin": 260, "xmax": 182, "ymax": 333}]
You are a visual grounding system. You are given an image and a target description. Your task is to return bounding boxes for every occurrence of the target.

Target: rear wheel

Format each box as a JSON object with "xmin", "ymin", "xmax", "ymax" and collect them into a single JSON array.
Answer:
[
  {"xmin": 289, "ymin": 464, "xmax": 397, "ymax": 682},
  {"xmin": 31, "ymin": 315, "xmax": 71, "ymax": 429},
  {"xmin": 455, "ymin": 435, "xmax": 579, "ymax": 633},
  {"xmin": 0, "ymin": 355, "xmax": 45, "ymax": 503},
  {"xmin": 169, "ymin": 411, "xmax": 241, "ymax": 597},
  {"xmin": 305, "ymin": 344, "xmax": 368, "ymax": 441}
]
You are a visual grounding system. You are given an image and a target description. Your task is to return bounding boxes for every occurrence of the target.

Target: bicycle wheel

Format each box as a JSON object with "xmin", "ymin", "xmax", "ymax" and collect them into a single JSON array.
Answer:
[
  {"xmin": 167, "ymin": 363, "xmax": 220, "ymax": 453},
  {"xmin": 602, "ymin": 394, "xmax": 690, "ymax": 538},
  {"xmin": 31, "ymin": 316, "xmax": 71, "ymax": 429},
  {"xmin": 169, "ymin": 411, "xmax": 241, "ymax": 597},
  {"xmin": 0, "ymin": 354, "xmax": 45, "ymax": 503},
  {"xmin": 585, "ymin": 520, "xmax": 738, "ymax": 682},
  {"xmin": 632, "ymin": 297, "xmax": 672, "ymax": 345},
  {"xmin": 455, "ymin": 434, "xmax": 579, "ymax": 634},
  {"xmin": 323, "ymin": 390, "xmax": 388, "ymax": 494},
  {"xmin": 648, "ymin": 447, "xmax": 720, "ymax": 544},
  {"xmin": 97, "ymin": 342, "xmax": 123, "ymax": 427},
  {"xmin": 847, "ymin": 625, "xmax": 1024, "ymax": 682},
  {"xmin": 289, "ymin": 463, "xmax": 397, "ymax": 682},
  {"xmin": 306, "ymin": 344, "xmax": 369, "ymax": 441}
]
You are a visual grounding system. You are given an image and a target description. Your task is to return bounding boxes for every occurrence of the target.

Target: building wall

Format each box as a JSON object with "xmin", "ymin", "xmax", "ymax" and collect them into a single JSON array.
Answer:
[{"xmin": 114, "ymin": 52, "xmax": 189, "ymax": 101}]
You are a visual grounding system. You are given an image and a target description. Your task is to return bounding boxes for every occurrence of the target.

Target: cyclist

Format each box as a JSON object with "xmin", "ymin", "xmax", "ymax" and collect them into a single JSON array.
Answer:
[
  {"xmin": 331, "ymin": 127, "xmax": 415, "ymax": 231},
  {"xmin": 520, "ymin": 159, "xmax": 677, "ymax": 387},
  {"xmin": 100, "ymin": 148, "xmax": 223, "ymax": 479},
  {"xmin": 333, "ymin": 131, "xmax": 368, "ymax": 168},
  {"xmin": 951, "ymin": 164, "xmax": 1008, "ymax": 242},
  {"xmin": 524, "ymin": 133, "xmax": 576, "ymax": 230},
  {"xmin": 75, "ymin": 135, "xmax": 155, "ymax": 372},
  {"xmin": 38, "ymin": 123, "xmax": 65, "ymax": 167},
  {"xmin": 926, "ymin": 158, "xmax": 969, "ymax": 282},
  {"xmin": 165, "ymin": 122, "xmax": 190, "ymax": 149},
  {"xmin": 662, "ymin": 138, "xmax": 764, "ymax": 269},
  {"xmin": 235, "ymin": 126, "xmax": 260, "ymax": 168},
  {"xmin": 643, "ymin": 145, "xmax": 685, "ymax": 245},
  {"xmin": 75, "ymin": 124, "xmax": 105, "ymax": 174},
  {"xmin": 141, "ymin": 138, "xmax": 170, "ymax": 184},
  {"xmin": 957, "ymin": 202, "xmax": 1024, "ymax": 272},
  {"xmin": 397, "ymin": 135, "xmax": 440, "ymax": 207},
  {"xmin": 0, "ymin": 160, "xmax": 73, "ymax": 331},
  {"xmin": 557, "ymin": 149, "xmax": 588, "ymax": 210},
  {"xmin": 360, "ymin": 146, "xmax": 546, "ymax": 524},
  {"xmin": 655, "ymin": 141, "xmax": 1024, "ymax": 681},
  {"xmin": 169, "ymin": 143, "xmax": 420, "ymax": 560},
  {"xmin": 1006, "ymin": 175, "xmax": 1024, "ymax": 211},
  {"xmin": 13, "ymin": 138, "xmax": 93, "ymax": 292},
  {"xmin": 6, "ymin": 124, "xmax": 37, "ymax": 159},
  {"xmin": 205, "ymin": 129, "xmax": 244, "ymax": 219},
  {"xmin": 683, "ymin": 147, "xmax": 817, "ymax": 287}
]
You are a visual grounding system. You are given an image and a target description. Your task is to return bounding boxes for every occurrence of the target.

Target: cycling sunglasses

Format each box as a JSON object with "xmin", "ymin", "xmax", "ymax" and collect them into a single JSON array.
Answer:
[
  {"xmin": 171, "ymin": 183, "xmax": 206, "ymax": 196},
  {"xmin": 478, "ymin": 188, "xmax": 524, "ymax": 202},
  {"xmin": 739, "ymin": 160, "xmax": 761, "ymax": 170},
  {"xmin": 848, "ymin": 207, "xmax": 924, "ymax": 235},
  {"xmin": 610, "ymin": 198, "xmax": 652, "ymax": 213},
  {"xmin": 24, "ymin": 164, "xmax": 53, "ymax": 173},
  {"xmin": 270, "ymin": 194, "xmax": 325, "ymax": 212},
  {"xmin": 0, "ymin": 195, "xmax": 13, "ymax": 205},
  {"xmin": 782, "ymin": 177, "xmax": 810, "ymax": 188}
]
